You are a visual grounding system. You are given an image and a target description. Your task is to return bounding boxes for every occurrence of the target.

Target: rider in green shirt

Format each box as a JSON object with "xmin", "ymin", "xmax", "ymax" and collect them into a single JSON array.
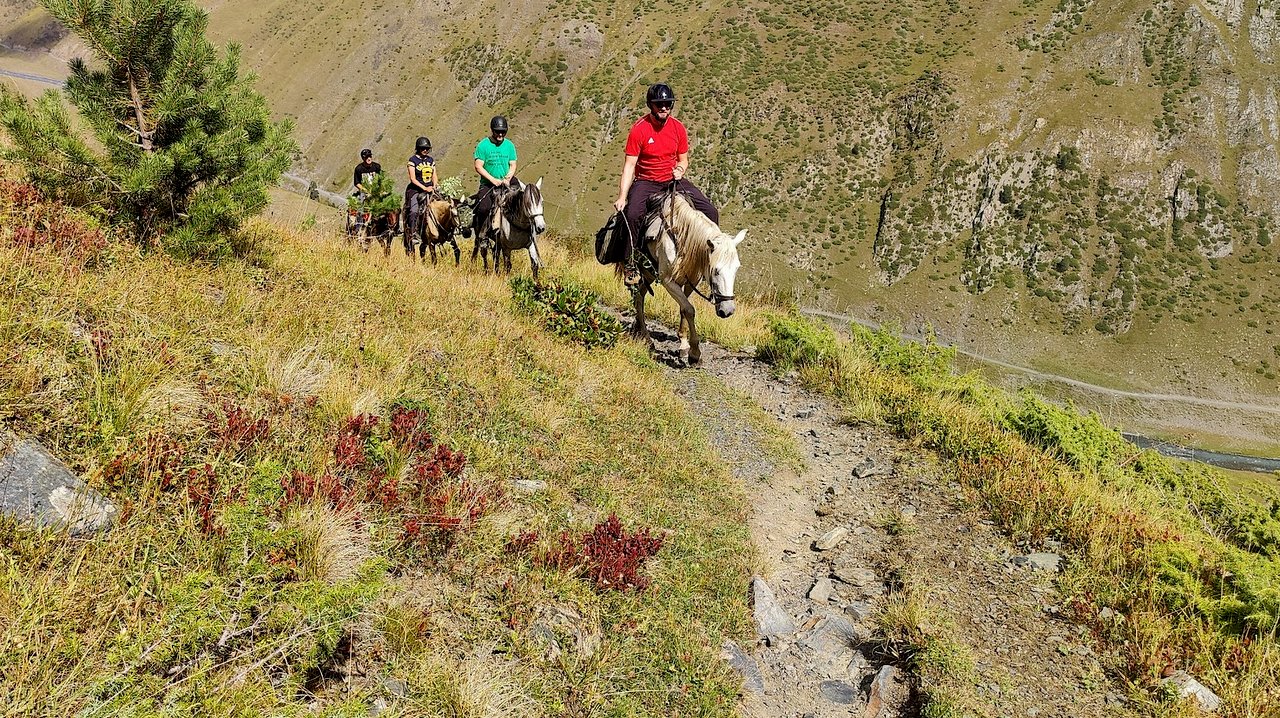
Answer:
[{"xmin": 472, "ymin": 116, "xmax": 518, "ymax": 239}]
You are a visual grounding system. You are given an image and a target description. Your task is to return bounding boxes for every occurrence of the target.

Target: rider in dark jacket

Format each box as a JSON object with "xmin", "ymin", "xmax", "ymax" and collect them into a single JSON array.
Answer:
[{"xmin": 353, "ymin": 148, "xmax": 381, "ymax": 196}]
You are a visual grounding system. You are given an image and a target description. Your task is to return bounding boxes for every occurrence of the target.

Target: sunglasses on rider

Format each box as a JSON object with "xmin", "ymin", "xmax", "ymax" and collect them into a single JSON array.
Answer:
[{"xmin": 651, "ymin": 101, "xmax": 674, "ymax": 110}]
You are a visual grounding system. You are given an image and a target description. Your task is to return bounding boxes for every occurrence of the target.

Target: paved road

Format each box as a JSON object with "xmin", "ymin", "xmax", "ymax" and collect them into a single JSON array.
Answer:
[
  {"xmin": 802, "ymin": 308, "xmax": 1280, "ymax": 417},
  {"xmin": 0, "ymin": 67, "xmax": 63, "ymax": 86}
]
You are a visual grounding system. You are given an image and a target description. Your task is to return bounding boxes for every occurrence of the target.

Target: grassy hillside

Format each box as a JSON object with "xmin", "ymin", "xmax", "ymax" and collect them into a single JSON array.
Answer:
[
  {"xmin": 0, "ymin": 179, "xmax": 781, "ymax": 715},
  {"xmin": 3, "ymin": 0, "xmax": 1278, "ymax": 435}
]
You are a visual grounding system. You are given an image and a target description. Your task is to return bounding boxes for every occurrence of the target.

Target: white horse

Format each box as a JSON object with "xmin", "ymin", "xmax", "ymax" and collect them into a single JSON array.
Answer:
[{"xmin": 630, "ymin": 190, "xmax": 745, "ymax": 365}]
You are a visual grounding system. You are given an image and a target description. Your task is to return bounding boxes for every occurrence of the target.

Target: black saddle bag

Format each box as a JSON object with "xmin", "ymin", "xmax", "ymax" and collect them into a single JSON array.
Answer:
[{"xmin": 594, "ymin": 211, "xmax": 629, "ymax": 265}]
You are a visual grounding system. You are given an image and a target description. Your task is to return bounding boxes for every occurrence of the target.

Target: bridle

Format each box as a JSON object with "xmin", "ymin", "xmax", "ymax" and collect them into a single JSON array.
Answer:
[{"xmin": 506, "ymin": 184, "xmax": 544, "ymax": 234}]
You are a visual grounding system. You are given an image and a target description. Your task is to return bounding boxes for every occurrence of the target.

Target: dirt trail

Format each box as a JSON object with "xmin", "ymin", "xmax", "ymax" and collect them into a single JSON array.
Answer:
[{"xmin": 638, "ymin": 320, "xmax": 1130, "ymax": 717}]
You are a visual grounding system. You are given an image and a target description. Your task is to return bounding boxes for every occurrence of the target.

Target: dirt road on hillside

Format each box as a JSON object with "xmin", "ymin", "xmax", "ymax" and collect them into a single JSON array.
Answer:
[{"xmin": 632, "ymin": 319, "xmax": 1131, "ymax": 717}]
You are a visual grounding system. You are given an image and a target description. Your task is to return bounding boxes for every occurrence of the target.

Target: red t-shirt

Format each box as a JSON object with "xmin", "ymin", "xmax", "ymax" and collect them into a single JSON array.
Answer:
[{"xmin": 625, "ymin": 115, "xmax": 690, "ymax": 182}]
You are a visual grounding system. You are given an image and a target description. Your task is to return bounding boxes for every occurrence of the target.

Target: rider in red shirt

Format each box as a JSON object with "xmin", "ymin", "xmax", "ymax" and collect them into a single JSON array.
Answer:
[{"xmin": 614, "ymin": 83, "xmax": 719, "ymax": 285}]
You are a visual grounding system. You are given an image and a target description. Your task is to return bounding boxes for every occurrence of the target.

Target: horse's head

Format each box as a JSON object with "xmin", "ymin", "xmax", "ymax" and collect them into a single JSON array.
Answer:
[
  {"xmin": 708, "ymin": 229, "xmax": 746, "ymax": 318},
  {"xmin": 514, "ymin": 177, "xmax": 546, "ymax": 234}
]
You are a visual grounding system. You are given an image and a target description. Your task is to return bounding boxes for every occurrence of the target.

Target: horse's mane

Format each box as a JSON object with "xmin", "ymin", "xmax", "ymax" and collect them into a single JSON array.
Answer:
[{"xmin": 663, "ymin": 192, "xmax": 719, "ymax": 284}]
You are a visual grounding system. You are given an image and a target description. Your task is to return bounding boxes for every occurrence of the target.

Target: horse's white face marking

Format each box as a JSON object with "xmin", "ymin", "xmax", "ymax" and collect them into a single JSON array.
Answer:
[
  {"xmin": 710, "ymin": 229, "xmax": 745, "ymax": 318},
  {"xmin": 525, "ymin": 181, "xmax": 546, "ymax": 234}
]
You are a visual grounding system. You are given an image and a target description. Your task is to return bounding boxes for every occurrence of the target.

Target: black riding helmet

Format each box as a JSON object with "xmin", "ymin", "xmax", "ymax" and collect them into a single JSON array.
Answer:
[
  {"xmin": 646, "ymin": 83, "xmax": 676, "ymax": 105},
  {"xmin": 415, "ymin": 136, "xmax": 431, "ymax": 152},
  {"xmin": 360, "ymin": 148, "xmax": 373, "ymax": 159},
  {"xmin": 490, "ymin": 116, "xmax": 508, "ymax": 133}
]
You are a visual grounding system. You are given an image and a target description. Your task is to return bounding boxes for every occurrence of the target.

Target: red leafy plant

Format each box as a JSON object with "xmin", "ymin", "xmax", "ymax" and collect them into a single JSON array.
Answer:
[
  {"xmin": 274, "ymin": 409, "xmax": 500, "ymax": 553},
  {"xmin": 186, "ymin": 464, "xmax": 225, "ymax": 537},
  {"xmin": 102, "ymin": 432, "xmax": 184, "ymax": 492},
  {"xmin": 510, "ymin": 514, "xmax": 666, "ymax": 592},
  {"xmin": 333, "ymin": 413, "xmax": 379, "ymax": 473},
  {"xmin": 205, "ymin": 399, "xmax": 270, "ymax": 454},
  {"xmin": 1, "ymin": 179, "xmax": 109, "ymax": 266}
]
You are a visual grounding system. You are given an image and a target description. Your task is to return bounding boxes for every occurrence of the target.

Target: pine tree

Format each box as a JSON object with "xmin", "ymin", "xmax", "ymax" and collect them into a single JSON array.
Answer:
[{"xmin": 0, "ymin": 0, "xmax": 297, "ymax": 259}]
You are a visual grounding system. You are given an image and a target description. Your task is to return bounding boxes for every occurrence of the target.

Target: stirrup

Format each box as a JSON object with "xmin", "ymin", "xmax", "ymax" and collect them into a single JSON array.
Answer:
[{"xmin": 624, "ymin": 265, "xmax": 641, "ymax": 287}]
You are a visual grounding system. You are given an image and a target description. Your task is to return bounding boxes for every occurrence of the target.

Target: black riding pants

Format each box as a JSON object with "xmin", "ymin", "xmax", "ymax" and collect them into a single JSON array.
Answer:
[
  {"xmin": 623, "ymin": 179, "xmax": 719, "ymax": 251},
  {"xmin": 472, "ymin": 179, "xmax": 519, "ymax": 235}
]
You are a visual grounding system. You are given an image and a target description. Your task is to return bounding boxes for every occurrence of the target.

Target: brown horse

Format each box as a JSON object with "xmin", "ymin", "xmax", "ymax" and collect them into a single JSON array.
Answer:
[
  {"xmin": 367, "ymin": 210, "xmax": 399, "ymax": 256},
  {"xmin": 405, "ymin": 195, "xmax": 461, "ymax": 265}
]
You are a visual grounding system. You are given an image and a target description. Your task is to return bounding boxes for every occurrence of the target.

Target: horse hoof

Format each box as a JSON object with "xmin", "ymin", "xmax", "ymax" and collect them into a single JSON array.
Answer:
[{"xmin": 688, "ymin": 354, "xmax": 702, "ymax": 366}]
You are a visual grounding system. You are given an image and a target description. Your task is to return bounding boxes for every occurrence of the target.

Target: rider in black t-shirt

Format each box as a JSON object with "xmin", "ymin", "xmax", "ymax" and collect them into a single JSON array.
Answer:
[{"xmin": 353, "ymin": 148, "xmax": 382, "ymax": 196}]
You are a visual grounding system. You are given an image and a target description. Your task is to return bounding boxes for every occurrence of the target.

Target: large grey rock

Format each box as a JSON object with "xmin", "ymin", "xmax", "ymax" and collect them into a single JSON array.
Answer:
[
  {"xmin": 813, "ymin": 526, "xmax": 849, "ymax": 551},
  {"xmin": 799, "ymin": 614, "xmax": 860, "ymax": 660},
  {"xmin": 864, "ymin": 664, "xmax": 901, "ymax": 718},
  {"xmin": 833, "ymin": 566, "xmax": 878, "ymax": 587},
  {"xmin": 1163, "ymin": 671, "xmax": 1222, "ymax": 712},
  {"xmin": 843, "ymin": 600, "xmax": 875, "ymax": 622},
  {"xmin": 719, "ymin": 639, "xmax": 765, "ymax": 693},
  {"xmin": 751, "ymin": 576, "xmax": 796, "ymax": 639},
  {"xmin": 808, "ymin": 577, "xmax": 835, "ymax": 603},
  {"xmin": 0, "ymin": 431, "xmax": 116, "ymax": 535}
]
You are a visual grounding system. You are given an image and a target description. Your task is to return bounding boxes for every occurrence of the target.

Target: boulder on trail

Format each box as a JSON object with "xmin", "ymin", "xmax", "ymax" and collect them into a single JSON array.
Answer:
[
  {"xmin": 0, "ymin": 431, "xmax": 116, "ymax": 535},
  {"xmin": 720, "ymin": 639, "xmax": 766, "ymax": 693},
  {"xmin": 813, "ymin": 526, "xmax": 849, "ymax": 551},
  {"xmin": 752, "ymin": 576, "xmax": 796, "ymax": 639}
]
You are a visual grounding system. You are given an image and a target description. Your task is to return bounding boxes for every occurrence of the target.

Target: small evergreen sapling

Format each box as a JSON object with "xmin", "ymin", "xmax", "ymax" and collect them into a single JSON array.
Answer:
[{"xmin": 0, "ymin": 0, "xmax": 297, "ymax": 259}]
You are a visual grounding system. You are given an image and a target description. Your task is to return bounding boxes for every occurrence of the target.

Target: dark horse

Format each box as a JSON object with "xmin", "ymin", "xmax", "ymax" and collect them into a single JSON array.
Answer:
[
  {"xmin": 346, "ymin": 206, "xmax": 399, "ymax": 256},
  {"xmin": 471, "ymin": 177, "xmax": 545, "ymax": 277}
]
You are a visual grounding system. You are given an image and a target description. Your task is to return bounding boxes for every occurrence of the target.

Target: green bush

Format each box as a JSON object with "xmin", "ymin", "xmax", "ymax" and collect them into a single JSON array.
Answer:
[
  {"xmin": 510, "ymin": 276, "xmax": 624, "ymax": 349},
  {"xmin": 0, "ymin": 0, "xmax": 296, "ymax": 259}
]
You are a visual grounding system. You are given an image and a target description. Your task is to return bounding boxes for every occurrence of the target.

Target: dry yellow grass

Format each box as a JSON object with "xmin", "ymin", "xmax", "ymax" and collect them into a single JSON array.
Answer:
[{"xmin": 0, "ymin": 205, "xmax": 760, "ymax": 716}]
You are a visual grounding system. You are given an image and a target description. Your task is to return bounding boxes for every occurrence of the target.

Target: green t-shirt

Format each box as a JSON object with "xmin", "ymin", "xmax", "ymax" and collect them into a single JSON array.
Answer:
[{"xmin": 474, "ymin": 137, "xmax": 518, "ymax": 185}]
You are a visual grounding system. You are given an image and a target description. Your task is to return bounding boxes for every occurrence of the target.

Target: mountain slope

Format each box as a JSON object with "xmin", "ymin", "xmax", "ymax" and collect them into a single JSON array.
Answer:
[{"xmin": 2, "ymin": 0, "xmax": 1278, "ymax": 412}]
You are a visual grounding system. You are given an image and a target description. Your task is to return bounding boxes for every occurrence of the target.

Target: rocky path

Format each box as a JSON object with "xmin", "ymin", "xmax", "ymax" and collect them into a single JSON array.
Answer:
[{"xmin": 639, "ymin": 321, "xmax": 1130, "ymax": 718}]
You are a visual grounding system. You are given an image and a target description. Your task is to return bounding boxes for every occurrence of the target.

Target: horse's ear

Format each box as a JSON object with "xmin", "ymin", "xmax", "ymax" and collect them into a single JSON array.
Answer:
[
  {"xmin": 535, "ymin": 176, "xmax": 543, "ymax": 190},
  {"xmin": 732, "ymin": 229, "xmax": 747, "ymax": 247}
]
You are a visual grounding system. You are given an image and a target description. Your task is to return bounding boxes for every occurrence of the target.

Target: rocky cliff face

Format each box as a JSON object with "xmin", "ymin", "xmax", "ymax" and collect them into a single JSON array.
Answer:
[{"xmin": 849, "ymin": 0, "xmax": 1279, "ymax": 335}]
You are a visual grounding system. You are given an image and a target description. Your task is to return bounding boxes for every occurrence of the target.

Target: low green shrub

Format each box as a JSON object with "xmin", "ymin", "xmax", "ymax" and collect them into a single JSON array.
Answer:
[{"xmin": 510, "ymin": 276, "xmax": 624, "ymax": 349}]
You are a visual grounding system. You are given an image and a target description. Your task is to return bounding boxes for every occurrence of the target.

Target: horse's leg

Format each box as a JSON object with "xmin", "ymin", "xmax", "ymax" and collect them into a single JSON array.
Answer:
[
  {"xmin": 428, "ymin": 242, "xmax": 438, "ymax": 265},
  {"xmin": 662, "ymin": 278, "xmax": 699, "ymax": 365},
  {"xmin": 527, "ymin": 239, "xmax": 541, "ymax": 280},
  {"xmin": 681, "ymin": 283, "xmax": 702, "ymax": 364},
  {"xmin": 451, "ymin": 239, "xmax": 460, "ymax": 266}
]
